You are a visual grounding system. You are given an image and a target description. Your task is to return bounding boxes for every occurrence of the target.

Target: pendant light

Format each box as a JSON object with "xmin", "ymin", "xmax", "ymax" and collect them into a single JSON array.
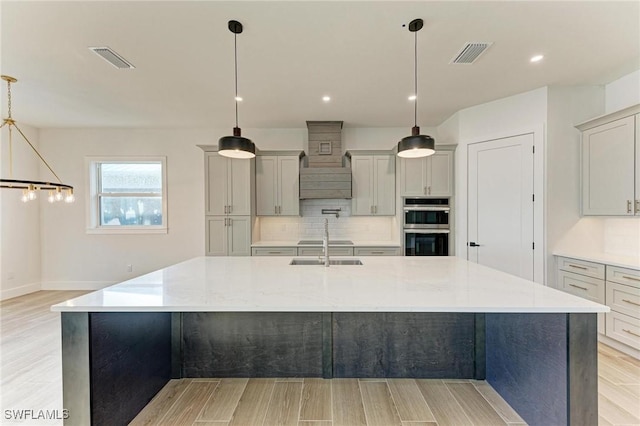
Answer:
[
  {"xmin": 218, "ymin": 20, "xmax": 256, "ymax": 159},
  {"xmin": 0, "ymin": 75, "xmax": 75, "ymax": 203},
  {"xmin": 397, "ymin": 19, "xmax": 435, "ymax": 159}
]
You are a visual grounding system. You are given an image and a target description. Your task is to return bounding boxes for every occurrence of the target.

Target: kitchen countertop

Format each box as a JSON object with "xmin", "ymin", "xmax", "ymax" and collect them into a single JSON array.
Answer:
[
  {"xmin": 52, "ymin": 256, "xmax": 608, "ymax": 313},
  {"xmin": 553, "ymin": 250, "xmax": 640, "ymax": 270},
  {"xmin": 251, "ymin": 240, "xmax": 401, "ymax": 247}
]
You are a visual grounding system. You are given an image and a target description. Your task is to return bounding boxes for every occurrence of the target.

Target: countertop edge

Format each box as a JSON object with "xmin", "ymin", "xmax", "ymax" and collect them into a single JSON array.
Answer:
[{"xmin": 553, "ymin": 251, "xmax": 640, "ymax": 270}]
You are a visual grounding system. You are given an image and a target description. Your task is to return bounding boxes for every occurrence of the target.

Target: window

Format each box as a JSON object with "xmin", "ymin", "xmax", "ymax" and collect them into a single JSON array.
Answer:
[{"xmin": 87, "ymin": 157, "xmax": 167, "ymax": 233}]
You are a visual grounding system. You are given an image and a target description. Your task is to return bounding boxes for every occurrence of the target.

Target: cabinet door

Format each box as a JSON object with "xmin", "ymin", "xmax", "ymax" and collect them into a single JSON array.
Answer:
[
  {"xmin": 206, "ymin": 154, "xmax": 229, "ymax": 215},
  {"xmin": 228, "ymin": 216, "xmax": 251, "ymax": 256},
  {"xmin": 256, "ymin": 156, "xmax": 278, "ymax": 216},
  {"xmin": 582, "ymin": 116, "xmax": 635, "ymax": 215},
  {"xmin": 374, "ymin": 155, "xmax": 395, "ymax": 215},
  {"xmin": 228, "ymin": 158, "xmax": 251, "ymax": 216},
  {"xmin": 206, "ymin": 216, "xmax": 228, "ymax": 256},
  {"xmin": 278, "ymin": 156, "xmax": 300, "ymax": 216},
  {"xmin": 400, "ymin": 157, "xmax": 427, "ymax": 196},
  {"xmin": 427, "ymin": 151, "xmax": 454, "ymax": 196},
  {"xmin": 351, "ymin": 156, "xmax": 374, "ymax": 215},
  {"xmin": 636, "ymin": 114, "xmax": 640, "ymax": 214}
]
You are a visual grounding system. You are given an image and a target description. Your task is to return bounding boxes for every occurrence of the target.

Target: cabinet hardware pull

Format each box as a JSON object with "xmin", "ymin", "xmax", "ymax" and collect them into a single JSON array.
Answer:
[
  {"xmin": 371, "ymin": 251, "xmax": 384, "ymax": 254},
  {"xmin": 374, "ymin": 205, "xmax": 377, "ymax": 214},
  {"xmin": 636, "ymin": 200, "xmax": 640, "ymax": 214},
  {"xmin": 268, "ymin": 251, "xmax": 281, "ymax": 254},
  {"xmin": 622, "ymin": 275, "xmax": 640, "ymax": 282},
  {"xmin": 278, "ymin": 206, "xmax": 281, "ymax": 214},
  {"xmin": 569, "ymin": 283, "xmax": 588, "ymax": 291},
  {"xmin": 229, "ymin": 205, "xmax": 232, "ymax": 213},
  {"xmin": 622, "ymin": 329, "xmax": 640, "ymax": 338},
  {"xmin": 568, "ymin": 264, "xmax": 588, "ymax": 270},
  {"xmin": 224, "ymin": 218, "xmax": 227, "ymax": 226},
  {"xmin": 627, "ymin": 200, "xmax": 632, "ymax": 214},
  {"xmin": 622, "ymin": 299, "xmax": 640, "ymax": 307},
  {"xmin": 428, "ymin": 186, "xmax": 431, "ymax": 195}
]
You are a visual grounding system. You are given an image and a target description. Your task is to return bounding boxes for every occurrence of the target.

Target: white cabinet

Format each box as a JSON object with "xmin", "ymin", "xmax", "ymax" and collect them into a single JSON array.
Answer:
[
  {"xmin": 578, "ymin": 105, "xmax": 640, "ymax": 216},
  {"xmin": 256, "ymin": 154, "xmax": 300, "ymax": 216},
  {"xmin": 399, "ymin": 149, "xmax": 454, "ymax": 197},
  {"xmin": 350, "ymin": 154, "xmax": 395, "ymax": 216},
  {"xmin": 206, "ymin": 216, "xmax": 251, "ymax": 256},
  {"xmin": 206, "ymin": 153, "xmax": 251, "ymax": 216},
  {"xmin": 605, "ymin": 266, "xmax": 640, "ymax": 350}
]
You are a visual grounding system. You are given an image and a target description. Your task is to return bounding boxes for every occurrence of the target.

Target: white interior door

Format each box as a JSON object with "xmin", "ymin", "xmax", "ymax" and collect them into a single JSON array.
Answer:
[{"xmin": 468, "ymin": 134, "xmax": 534, "ymax": 280}]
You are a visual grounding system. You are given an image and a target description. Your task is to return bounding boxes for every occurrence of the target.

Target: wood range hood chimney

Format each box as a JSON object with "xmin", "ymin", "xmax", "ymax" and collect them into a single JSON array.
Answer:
[{"xmin": 299, "ymin": 121, "xmax": 352, "ymax": 199}]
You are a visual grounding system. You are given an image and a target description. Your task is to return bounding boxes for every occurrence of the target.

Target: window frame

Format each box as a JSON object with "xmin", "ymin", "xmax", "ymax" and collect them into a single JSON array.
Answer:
[{"xmin": 86, "ymin": 156, "xmax": 168, "ymax": 234}]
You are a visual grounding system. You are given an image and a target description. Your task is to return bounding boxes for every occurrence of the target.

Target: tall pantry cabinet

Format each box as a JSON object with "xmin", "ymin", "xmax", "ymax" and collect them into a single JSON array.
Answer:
[{"xmin": 201, "ymin": 148, "xmax": 254, "ymax": 256}]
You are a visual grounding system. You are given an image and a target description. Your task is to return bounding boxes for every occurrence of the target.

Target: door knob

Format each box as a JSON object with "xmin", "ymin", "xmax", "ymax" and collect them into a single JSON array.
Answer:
[{"xmin": 469, "ymin": 242, "xmax": 481, "ymax": 247}]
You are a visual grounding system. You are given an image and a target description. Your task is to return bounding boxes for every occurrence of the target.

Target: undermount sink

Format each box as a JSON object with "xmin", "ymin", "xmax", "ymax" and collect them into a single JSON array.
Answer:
[
  {"xmin": 297, "ymin": 240, "xmax": 354, "ymax": 245},
  {"xmin": 289, "ymin": 259, "xmax": 363, "ymax": 266}
]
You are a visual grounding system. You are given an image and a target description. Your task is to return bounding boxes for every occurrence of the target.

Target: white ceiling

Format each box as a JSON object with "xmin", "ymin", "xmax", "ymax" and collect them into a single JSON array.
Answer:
[{"xmin": 1, "ymin": 1, "xmax": 639, "ymax": 129}]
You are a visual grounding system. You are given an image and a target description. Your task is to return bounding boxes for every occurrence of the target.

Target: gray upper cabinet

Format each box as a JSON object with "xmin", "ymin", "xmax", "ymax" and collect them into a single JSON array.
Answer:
[
  {"xmin": 400, "ymin": 149, "xmax": 454, "ymax": 197},
  {"xmin": 350, "ymin": 153, "xmax": 395, "ymax": 216},
  {"xmin": 206, "ymin": 153, "xmax": 251, "ymax": 216},
  {"xmin": 256, "ymin": 153, "xmax": 300, "ymax": 216},
  {"xmin": 578, "ymin": 105, "xmax": 640, "ymax": 216}
]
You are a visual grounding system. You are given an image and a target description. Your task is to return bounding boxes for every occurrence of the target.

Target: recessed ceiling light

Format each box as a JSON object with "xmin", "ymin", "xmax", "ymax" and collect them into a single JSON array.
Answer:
[
  {"xmin": 530, "ymin": 54, "xmax": 544, "ymax": 63},
  {"xmin": 408, "ymin": 95, "xmax": 417, "ymax": 101},
  {"xmin": 235, "ymin": 96, "xmax": 243, "ymax": 102},
  {"xmin": 322, "ymin": 96, "xmax": 331, "ymax": 102}
]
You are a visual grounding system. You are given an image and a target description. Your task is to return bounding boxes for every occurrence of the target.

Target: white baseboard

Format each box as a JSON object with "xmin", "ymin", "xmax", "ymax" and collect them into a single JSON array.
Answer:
[
  {"xmin": 0, "ymin": 282, "xmax": 41, "ymax": 301},
  {"xmin": 40, "ymin": 281, "xmax": 114, "ymax": 291},
  {"xmin": 599, "ymin": 333, "xmax": 640, "ymax": 360}
]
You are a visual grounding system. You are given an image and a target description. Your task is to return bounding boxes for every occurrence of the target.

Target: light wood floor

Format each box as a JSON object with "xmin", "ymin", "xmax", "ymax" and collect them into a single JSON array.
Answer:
[{"xmin": 1, "ymin": 291, "xmax": 639, "ymax": 426}]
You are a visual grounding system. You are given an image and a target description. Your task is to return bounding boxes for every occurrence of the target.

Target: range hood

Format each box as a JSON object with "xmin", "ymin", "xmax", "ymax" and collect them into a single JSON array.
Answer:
[{"xmin": 299, "ymin": 121, "xmax": 352, "ymax": 199}]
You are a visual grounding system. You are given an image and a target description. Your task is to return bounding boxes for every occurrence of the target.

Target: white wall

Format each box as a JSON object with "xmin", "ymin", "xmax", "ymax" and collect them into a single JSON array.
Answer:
[
  {"xmin": 1, "ymin": 123, "xmax": 42, "ymax": 299},
  {"xmin": 449, "ymin": 87, "xmax": 548, "ymax": 283},
  {"xmin": 605, "ymin": 69, "xmax": 640, "ymax": 113},
  {"xmin": 38, "ymin": 128, "xmax": 212, "ymax": 289},
  {"xmin": 342, "ymin": 126, "xmax": 438, "ymax": 151},
  {"xmin": 545, "ymin": 85, "xmax": 605, "ymax": 285}
]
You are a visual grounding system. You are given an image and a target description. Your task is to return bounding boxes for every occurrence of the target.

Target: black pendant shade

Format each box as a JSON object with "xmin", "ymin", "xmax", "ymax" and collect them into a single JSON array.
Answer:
[
  {"xmin": 219, "ymin": 20, "xmax": 256, "ymax": 159},
  {"xmin": 397, "ymin": 18, "xmax": 436, "ymax": 159},
  {"xmin": 218, "ymin": 127, "xmax": 256, "ymax": 159},
  {"xmin": 397, "ymin": 126, "xmax": 435, "ymax": 158}
]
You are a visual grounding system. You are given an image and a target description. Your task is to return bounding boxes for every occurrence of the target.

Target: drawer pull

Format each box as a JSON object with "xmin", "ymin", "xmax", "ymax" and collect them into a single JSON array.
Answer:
[
  {"xmin": 622, "ymin": 329, "xmax": 640, "ymax": 338},
  {"xmin": 622, "ymin": 299, "xmax": 640, "ymax": 307},
  {"xmin": 568, "ymin": 264, "xmax": 588, "ymax": 270},
  {"xmin": 569, "ymin": 283, "xmax": 588, "ymax": 291},
  {"xmin": 371, "ymin": 251, "xmax": 384, "ymax": 254},
  {"xmin": 622, "ymin": 275, "xmax": 640, "ymax": 282},
  {"xmin": 268, "ymin": 251, "xmax": 282, "ymax": 254}
]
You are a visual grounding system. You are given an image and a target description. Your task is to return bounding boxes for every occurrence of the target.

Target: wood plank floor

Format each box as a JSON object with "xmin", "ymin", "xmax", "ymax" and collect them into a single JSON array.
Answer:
[{"xmin": 1, "ymin": 291, "xmax": 639, "ymax": 425}]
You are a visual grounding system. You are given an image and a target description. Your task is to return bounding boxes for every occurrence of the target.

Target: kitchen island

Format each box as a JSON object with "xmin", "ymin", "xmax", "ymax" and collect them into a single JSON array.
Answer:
[{"xmin": 52, "ymin": 256, "xmax": 608, "ymax": 426}]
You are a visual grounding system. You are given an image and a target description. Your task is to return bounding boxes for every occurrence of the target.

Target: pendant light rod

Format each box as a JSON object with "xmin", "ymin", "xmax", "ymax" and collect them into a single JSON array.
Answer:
[
  {"xmin": 234, "ymin": 28, "xmax": 239, "ymax": 128},
  {"xmin": 414, "ymin": 28, "xmax": 418, "ymax": 128}
]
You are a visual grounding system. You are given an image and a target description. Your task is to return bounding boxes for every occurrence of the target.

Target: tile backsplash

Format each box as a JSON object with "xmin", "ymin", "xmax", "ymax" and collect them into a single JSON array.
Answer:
[
  {"xmin": 257, "ymin": 199, "xmax": 398, "ymax": 242},
  {"xmin": 604, "ymin": 218, "xmax": 640, "ymax": 257}
]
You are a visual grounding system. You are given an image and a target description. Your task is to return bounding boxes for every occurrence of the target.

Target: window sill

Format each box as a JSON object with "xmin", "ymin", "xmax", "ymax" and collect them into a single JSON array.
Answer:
[{"xmin": 86, "ymin": 227, "xmax": 168, "ymax": 235}]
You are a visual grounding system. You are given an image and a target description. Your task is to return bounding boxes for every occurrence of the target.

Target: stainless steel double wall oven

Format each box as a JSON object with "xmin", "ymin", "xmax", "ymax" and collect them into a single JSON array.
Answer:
[{"xmin": 403, "ymin": 197, "xmax": 450, "ymax": 256}]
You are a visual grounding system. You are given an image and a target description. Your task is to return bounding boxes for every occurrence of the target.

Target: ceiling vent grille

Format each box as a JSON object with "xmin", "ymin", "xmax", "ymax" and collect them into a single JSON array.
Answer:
[
  {"xmin": 89, "ymin": 47, "xmax": 135, "ymax": 69},
  {"xmin": 450, "ymin": 42, "xmax": 493, "ymax": 64}
]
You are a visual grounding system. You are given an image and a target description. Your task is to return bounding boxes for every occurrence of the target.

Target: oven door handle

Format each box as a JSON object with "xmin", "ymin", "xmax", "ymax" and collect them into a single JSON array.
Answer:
[
  {"xmin": 404, "ymin": 229, "xmax": 450, "ymax": 234},
  {"xmin": 403, "ymin": 206, "xmax": 450, "ymax": 212}
]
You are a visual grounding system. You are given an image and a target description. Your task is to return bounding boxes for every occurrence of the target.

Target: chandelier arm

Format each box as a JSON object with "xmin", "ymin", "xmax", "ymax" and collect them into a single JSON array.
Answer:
[
  {"xmin": 0, "ymin": 121, "xmax": 8, "ymax": 129},
  {"xmin": 12, "ymin": 122, "xmax": 64, "ymax": 184}
]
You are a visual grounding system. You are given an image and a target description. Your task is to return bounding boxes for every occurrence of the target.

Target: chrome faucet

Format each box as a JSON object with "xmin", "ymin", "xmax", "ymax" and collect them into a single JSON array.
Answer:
[{"xmin": 322, "ymin": 218, "xmax": 329, "ymax": 267}]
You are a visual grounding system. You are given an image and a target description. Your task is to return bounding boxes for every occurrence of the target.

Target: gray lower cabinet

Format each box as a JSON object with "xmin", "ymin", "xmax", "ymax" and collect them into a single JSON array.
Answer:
[
  {"xmin": 354, "ymin": 247, "xmax": 401, "ymax": 256},
  {"xmin": 556, "ymin": 256, "xmax": 640, "ymax": 349},
  {"xmin": 298, "ymin": 247, "xmax": 354, "ymax": 256},
  {"xmin": 251, "ymin": 247, "xmax": 297, "ymax": 256}
]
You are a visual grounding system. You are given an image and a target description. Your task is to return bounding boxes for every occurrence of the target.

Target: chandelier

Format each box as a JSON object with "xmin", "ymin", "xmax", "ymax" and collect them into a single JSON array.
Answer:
[{"xmin": 1, "ymin": 75, "xmax": 74, "ymax": 203}]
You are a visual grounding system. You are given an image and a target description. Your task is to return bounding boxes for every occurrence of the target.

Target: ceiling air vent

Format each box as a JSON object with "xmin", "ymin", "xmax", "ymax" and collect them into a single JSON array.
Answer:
[
  {"xmin": 450, "ymin": 42, "xmax": 493, "ymax": 64},
  {"xmin": 89, "ymin": 47, "xmax": 135, "ymax": 69}
]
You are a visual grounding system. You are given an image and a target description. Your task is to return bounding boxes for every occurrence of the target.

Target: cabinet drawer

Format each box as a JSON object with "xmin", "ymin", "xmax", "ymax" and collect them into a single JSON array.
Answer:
[
  {"xmin": 607, "ymin": 265, "xmax": 640, "ymax": 289},
  {"xmin": 354, "ymin": 247, "xmax": 400, "ymax": 256},
  {"xmin": 606, "ymin": 311, "xmax": 640, "ymax": 350},
  {"xmin": 557, "ymin": 270, "xmax": 605, "ymax": 303},
  {"xmin": 297, "ymin": 247, "xmax": 354, "ymax": 256},
  {"xmin": 252, "ymin": 247, "xmax": 297, "ymax": 256},
  {"xmin": 607, "ymin": 282, "xmax": 640, "ymax": 319},
  {"xmin": 557, "ymin": 257, "xmax": 605, "ymax": 279}
]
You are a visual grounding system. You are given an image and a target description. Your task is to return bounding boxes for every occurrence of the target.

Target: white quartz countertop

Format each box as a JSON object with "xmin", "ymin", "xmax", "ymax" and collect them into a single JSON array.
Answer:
[
  {"xmin": 251, "ymin": 240, "xmax": 401, "ymax": 247},
  {"xmin": 553, "ymin": 250, "xmax": 640, "ymax": 270},
  {"xmin": 52, "ymin": 256, "xmax": 608, "ymax": 313}
]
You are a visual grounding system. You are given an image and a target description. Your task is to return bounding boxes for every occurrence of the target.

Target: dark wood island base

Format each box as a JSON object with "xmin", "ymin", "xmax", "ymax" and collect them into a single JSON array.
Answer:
[{"xmin": 61, "ymin": 311, "xmax": 597, "ymax": 426}]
